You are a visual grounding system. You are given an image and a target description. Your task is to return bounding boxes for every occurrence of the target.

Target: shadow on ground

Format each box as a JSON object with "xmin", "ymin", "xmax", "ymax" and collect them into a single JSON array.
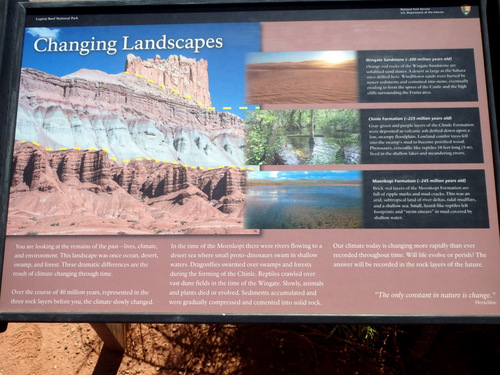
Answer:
[{"xmin": 115, "ymin": 323, "xmax": 500, "ymax": 374}]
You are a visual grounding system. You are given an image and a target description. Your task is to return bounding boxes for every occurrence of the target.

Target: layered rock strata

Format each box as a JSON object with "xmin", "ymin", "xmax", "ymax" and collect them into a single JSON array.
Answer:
[
  {"xmin": 8, "ymin": 141, "xmax": 251, "ymax": 235},
  {"xmin": 125, "ymin": 54, "xmax": 212, "ymax": 107},
  {"xmin": 16, "ymin": 55, "xmax": 244, "ymax": 166}
]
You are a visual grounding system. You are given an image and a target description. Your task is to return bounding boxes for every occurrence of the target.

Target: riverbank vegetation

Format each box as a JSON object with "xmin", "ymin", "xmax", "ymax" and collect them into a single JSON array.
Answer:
[{"xmin": 245, "ymin": 109, "xmax": 360, "ymax": 165}]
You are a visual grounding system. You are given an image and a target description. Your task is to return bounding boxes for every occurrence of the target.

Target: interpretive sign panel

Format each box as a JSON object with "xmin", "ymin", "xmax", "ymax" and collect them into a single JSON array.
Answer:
[{"xmin": 0, "ymin": 0, "xmax": 499, "ymax": 322}]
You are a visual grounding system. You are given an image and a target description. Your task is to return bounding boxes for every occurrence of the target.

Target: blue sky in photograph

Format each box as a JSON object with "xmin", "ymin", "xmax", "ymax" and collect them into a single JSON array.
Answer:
[
  {"xmin": 248, "ymin": 170, "xmax": 361, "ymax": 181},
  {"xmin": 22, "ymin": 22, "xmax": 261, "ymax": 118}
]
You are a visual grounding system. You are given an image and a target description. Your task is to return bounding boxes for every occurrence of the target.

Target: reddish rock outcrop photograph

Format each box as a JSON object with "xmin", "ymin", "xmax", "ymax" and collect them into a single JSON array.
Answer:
[
  {"xmin": 9, "ymin": 51, "xmax": 255, "ymax": 236},
  {"xmin": 7, "ymin": 141, "xmax": 255, "ymax": 235}
]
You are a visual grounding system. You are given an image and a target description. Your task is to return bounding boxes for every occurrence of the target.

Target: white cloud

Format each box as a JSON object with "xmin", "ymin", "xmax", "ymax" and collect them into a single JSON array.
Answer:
[
  {"xmin": 26, "ymin": 27, "xmax": 61, "ymax": 40},
  {"xmin": 268, "ymin": 171, "xmax": 279, "ymax": 179}
]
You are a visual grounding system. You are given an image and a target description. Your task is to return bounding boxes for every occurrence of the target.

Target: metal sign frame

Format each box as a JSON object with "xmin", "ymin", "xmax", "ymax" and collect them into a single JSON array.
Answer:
[{"xmin": 1, "ymin": 0, "xmax": 499, "ymax": 324}]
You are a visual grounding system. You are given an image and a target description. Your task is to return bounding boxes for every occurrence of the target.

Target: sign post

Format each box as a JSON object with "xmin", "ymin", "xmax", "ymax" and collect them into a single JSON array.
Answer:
[{"xmin": 90, "ymin": 323, "xmax": 126, "ymax": 352}]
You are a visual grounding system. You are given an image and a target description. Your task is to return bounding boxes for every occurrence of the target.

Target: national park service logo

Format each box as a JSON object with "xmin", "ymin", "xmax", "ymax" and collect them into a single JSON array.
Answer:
[{"xmin": 461, "ymin": 5, "xmax": 472, "ymax": 16}]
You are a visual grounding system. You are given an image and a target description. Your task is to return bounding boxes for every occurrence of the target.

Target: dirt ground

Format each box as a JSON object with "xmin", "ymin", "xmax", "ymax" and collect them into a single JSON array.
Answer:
[
  {"xmin": 0, "ymin": 322, "xmax": 386, "ymax": 375},
  {"xmin": 1, "ymin": 322, "xmax": 500, "ymax": 374}
]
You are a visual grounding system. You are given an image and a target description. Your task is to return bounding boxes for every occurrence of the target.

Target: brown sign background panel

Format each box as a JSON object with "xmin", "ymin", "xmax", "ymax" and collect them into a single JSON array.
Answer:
[
  {"xmin": 1, "ymin": 0, "xmax": 499, "ymax": 323},
  {"xmin": 1, "ymin": 229, "xmax": 500, "ymax": 316}
]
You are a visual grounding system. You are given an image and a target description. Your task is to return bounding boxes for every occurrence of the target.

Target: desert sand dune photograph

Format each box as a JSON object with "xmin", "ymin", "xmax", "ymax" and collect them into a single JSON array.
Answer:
[{"xmin": 246, "ymin": 50, "xmax": 358, "ymax": 104}]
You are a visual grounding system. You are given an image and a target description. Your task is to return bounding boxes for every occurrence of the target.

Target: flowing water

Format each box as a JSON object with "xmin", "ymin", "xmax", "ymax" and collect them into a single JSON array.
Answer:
[
  {"xmin": 278, "ymin": 133, "xmax": 360, "ymax": 165},
  {"xmin": 279, "ymin": 136, "xmax": 340, "ymax": 164}
]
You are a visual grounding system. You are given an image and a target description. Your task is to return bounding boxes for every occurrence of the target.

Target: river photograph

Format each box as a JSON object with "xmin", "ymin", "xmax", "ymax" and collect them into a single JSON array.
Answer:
[
  {"xmin": 244, "ymin": 170, "xmax": 363, "ymax": 229},
  {"xmin": 245, "ymin": 109, "xmax": 361, "ymax": 166}
]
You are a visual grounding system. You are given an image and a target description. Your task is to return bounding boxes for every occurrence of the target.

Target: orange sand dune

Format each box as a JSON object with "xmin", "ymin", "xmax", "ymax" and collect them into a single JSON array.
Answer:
[{"xmin": 246, "ymin": 60, "xmax": 358, "ymax": 104}]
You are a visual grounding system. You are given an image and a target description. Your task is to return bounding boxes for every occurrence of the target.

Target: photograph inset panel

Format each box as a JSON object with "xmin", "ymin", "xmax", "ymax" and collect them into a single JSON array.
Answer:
[
  {"xmin": 245, "ymin": 170, "xmax": 363, "ymax": 229},
  {"xmin": 246, "ymin": 51, "xmax": 358, "ymax": 104},
  {"xmin": 245, "ymin": 109, "xmax": 360, "ymax": 165}
]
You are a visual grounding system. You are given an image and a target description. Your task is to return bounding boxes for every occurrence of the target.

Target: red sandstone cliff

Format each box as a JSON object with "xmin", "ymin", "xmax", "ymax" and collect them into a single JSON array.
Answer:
[
  {"xmin": 125, "ymin": 54, "xmax": 212, "ymax": 107},
  {"xmin": 7, "ymin": 141, "xmax": 253, "ymax": 235},
  {"xmin": 16, "ymin": 55, "xmax": 244, "ymax": 166}
]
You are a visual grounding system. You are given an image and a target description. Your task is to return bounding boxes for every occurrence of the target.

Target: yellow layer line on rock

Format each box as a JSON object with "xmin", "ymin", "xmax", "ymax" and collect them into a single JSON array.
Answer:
[
  {"xmin": 17, "ymin": 140, "xmax": 254, "ymax": 170},
  {"xmin": 124, "ymin": 70, "xmax": 260, "ymax": 113}
]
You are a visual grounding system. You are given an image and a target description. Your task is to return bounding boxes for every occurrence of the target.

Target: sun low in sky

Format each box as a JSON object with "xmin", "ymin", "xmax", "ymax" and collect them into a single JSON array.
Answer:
[{"xmin": 316, "ymin": 51, "xmax": 356, "ymax": 64}]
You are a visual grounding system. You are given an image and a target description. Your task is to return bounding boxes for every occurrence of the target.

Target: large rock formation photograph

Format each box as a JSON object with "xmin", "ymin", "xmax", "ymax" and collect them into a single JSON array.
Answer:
[
  {"xmin": 16, "ymin": 54, "xmax": 245, "ymax": 167},
  {"xmin": 8, "ymin": 51, "xmax": 255, "ymax": 235},
  {"xmin": 7, "ymin": 141, "xmax": 254, "ymax": 235}
]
